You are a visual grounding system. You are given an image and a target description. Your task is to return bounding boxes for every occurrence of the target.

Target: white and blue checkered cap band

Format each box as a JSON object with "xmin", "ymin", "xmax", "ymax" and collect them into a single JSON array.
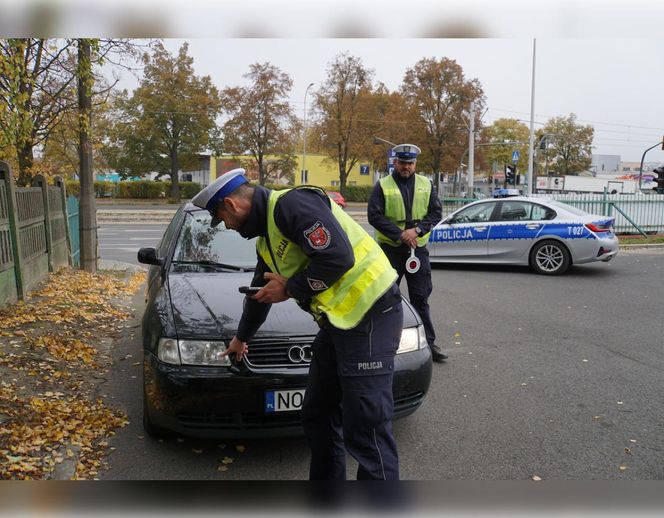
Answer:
[
  {"xmin": 393, "ymin": 143, "xmax": 421, "ymax": 161},
  {"xmin": 191, "ymin": 168, "xmax": 248, "ymax": 211}
]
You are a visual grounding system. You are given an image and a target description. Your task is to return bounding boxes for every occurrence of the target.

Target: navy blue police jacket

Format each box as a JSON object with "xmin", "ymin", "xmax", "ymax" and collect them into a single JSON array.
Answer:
[{"xmin": 236, "ymin": 186, "xmax": 366, "ymax": 342}]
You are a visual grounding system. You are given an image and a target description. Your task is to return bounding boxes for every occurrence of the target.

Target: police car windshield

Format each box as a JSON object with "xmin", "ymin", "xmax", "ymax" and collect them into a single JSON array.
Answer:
[
  {"xmin": 548, "ymin": 201, "xmax": 590, "ymax": 216},
  {"xmin": 172, "ymin": 211, "xmax": 257, "ymax": 270}
]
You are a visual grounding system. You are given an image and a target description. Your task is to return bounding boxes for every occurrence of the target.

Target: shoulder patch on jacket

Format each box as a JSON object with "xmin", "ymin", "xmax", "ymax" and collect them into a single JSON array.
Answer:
[{"xmin": 303, "ymin": 221, "xmax": 331, "ymax": 250}]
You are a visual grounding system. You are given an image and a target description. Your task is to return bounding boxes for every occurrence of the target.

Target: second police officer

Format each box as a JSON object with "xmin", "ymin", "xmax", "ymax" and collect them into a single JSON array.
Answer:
[{"xmin": 368, "ymin": 144, "xmax": 448, "ymax": 363}]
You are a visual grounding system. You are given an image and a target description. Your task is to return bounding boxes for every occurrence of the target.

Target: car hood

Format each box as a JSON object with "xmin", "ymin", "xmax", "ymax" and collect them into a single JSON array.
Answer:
[
  {"xmin": 168, "ymin": 272, "xmax": 319, "ymax": 339},
  {"xmin": 167, "ymin": 271, "xmax": 420, "ymax": 339}
]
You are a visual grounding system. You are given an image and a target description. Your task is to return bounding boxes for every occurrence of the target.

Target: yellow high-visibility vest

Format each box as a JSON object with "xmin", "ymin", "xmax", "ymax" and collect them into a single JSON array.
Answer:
[
  {"xmin": 257, "ymin": 188, "xmax": 397, "ymax": 330},
  {"xmin": 375, "ymin": 174, "xmax": 432, "ymax": 247}
]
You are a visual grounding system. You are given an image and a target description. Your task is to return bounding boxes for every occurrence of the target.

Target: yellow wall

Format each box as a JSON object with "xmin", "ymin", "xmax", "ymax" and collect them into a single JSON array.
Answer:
[
  {"xmin": 294, "ymin": 154, "xmax": 374, "ymax": 187},
  {"xmin": 212, "ymin": 154, "xmax": 374, "ymax": 187}
]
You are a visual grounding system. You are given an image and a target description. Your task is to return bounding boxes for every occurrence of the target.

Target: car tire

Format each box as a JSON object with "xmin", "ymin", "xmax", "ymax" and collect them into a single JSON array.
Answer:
[{"xmin": 529, "ymin": 239, "xmax": 571, "ymax": 275}]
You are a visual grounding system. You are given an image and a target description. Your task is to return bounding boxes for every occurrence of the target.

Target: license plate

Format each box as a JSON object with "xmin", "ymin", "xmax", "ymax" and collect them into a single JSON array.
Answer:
[{"xmin": 265, "ymin": 389, "xmax": 305, "ymax": 413}]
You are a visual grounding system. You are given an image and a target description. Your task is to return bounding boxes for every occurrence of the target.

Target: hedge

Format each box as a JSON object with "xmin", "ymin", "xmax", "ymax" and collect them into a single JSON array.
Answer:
[
  {"xmin": 64, "ymin": 180, "xmax": 202, "ymax": 199},
  {"xmin": 262, "ymin": 183, "xmax": 373, "ymax": 202}
]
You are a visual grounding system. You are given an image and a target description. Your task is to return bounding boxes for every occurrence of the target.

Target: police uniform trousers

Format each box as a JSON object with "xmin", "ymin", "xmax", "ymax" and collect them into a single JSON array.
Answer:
[
  {"xmin": 380, "ymin": 244, "xmax": 436, "ymax": 348},
  {"xmin": 301, "ymin": 285, "xmax": 403, "ymax": 480}
]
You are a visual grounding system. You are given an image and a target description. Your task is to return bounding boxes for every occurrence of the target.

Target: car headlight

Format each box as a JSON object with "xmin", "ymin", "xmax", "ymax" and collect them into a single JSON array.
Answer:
[
  {"xmin": 157, "ymin": 338, "xmax": 231, "ymax": 366},
  {"xmin": 397, "ymin": 325, "xmax": 427, "ymax": 354}
]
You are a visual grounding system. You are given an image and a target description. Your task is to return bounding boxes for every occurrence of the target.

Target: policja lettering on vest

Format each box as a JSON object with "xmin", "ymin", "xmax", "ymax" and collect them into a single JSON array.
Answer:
[{"xmin": 192, "ymin": 168, "xmax": 404, "ymax": 481}]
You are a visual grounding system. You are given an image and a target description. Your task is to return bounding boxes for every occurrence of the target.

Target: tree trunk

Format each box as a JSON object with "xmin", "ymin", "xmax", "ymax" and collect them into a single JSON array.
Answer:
[
  {"xmin": 16, "ymin": 143, "xmax": 34, "ymax": 187},
  {"xmin": 78, "ymin": 39, "xmax": 97, "ymax": 273},
  {"xmin": 170, "ymin": 147, "xmax": 180, "ymax": 202}
]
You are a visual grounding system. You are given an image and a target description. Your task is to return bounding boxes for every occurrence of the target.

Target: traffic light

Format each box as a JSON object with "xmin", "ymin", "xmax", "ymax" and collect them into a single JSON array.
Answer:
[
  {"xmin": 505, "ymin": 164, "xmax": 516, "ymax": 185},
  {"xmin": 654, "ymin": 166, "xmax": 664, "ymax": 194}
]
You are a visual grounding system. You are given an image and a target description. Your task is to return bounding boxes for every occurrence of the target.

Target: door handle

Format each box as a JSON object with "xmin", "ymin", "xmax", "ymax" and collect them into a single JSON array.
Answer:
[
  {"xmin": 474, "ymin": 226, "xmax": 487, "ymax": 232},
  {"xmin": 526, "ymin": 224, "xmax": 540, "ymax": 229}
]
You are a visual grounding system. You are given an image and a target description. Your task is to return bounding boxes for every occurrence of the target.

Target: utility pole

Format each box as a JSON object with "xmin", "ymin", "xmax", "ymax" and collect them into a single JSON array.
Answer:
[
  {"xmin": 302, "ymin": 82, "xmax": 314, "ymax": 184},
  {"xmin": 468, "ymin": 101, "xmax": 475, "ymax": 195},
  {"xmin": 526, "ymin": 38, "xmax": 537, "ymax": 196}
]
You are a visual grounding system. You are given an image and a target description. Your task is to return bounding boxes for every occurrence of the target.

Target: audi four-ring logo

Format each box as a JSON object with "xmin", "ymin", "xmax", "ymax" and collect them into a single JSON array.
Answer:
[{"xmin": 288, "ymin": 344, "xmax": 312, "ymax": 363}]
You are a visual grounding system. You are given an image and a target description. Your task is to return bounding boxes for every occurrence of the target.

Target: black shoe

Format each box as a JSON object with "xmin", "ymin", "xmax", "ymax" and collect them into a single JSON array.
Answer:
[{"xmin": 430, "ymin": 344, "xmax": 448, "ymax": 363}]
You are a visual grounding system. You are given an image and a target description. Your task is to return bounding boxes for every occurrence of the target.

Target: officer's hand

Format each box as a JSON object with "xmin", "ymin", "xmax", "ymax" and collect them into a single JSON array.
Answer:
[
  {"xmin": 253, "ymin": 272, "xmax": 289, "ymax": 304},
  {"xmin": 220, "ymin": 335, "xmax": 248, "ymax": 362},
  {"xmin": 400, "ymin": 229, "xmax": 418, "ymax": 248}
]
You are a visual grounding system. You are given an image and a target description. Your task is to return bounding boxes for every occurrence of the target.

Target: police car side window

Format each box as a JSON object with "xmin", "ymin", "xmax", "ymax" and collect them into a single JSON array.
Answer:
[
  {"xmin": 530, "ymin": 204, "xmax": 556, "ymax": 221},
  {"xmin": 454, "ymin": 202, "xmax": 495, "ymax": 223},
  {"xmin": 498, "ymin": 202, "xmax": 528, "ymax": 221}
]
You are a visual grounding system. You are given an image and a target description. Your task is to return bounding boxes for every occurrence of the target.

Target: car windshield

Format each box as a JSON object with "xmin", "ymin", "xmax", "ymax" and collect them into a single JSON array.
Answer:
[
  {"xmin": 548, "ymin": 200, "xmax": 590, "ymax": 216},
  {"xmin": 172, "ymin": 210, "xmax": 257, "ymax": 270}
]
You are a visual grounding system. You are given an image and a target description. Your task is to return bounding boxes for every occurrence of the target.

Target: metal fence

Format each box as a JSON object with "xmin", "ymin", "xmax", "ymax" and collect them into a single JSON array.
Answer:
[
  {"xmin": 0, "ymin": 161, "xmax": 77, "ymax": 308},
  {"xmin": 531, "ymin": 192, "xmax": 664, "ymax": 235},
  {"xmin": 439, "ymin": 192, "xmax": 664, "ymax": 235},
  {"xmin": 67, "ymin": 195, "xmax": 80, "ymax": 267}
]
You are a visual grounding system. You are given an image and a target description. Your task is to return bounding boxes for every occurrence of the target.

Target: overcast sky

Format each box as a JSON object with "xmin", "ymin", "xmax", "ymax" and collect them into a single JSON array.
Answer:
[
  {"xmin": 4, "ymin": 0, "xmax": 664, "ymax": 164},
  {"xmin": 144, "ymin": 38, "xmax": 663, "ymax": 164}
]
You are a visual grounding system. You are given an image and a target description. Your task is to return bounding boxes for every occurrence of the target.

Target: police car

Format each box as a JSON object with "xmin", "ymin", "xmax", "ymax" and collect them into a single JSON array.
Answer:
[{"xmin": 428, "ymin": 190, "xmax": 619, "ymax": 275}]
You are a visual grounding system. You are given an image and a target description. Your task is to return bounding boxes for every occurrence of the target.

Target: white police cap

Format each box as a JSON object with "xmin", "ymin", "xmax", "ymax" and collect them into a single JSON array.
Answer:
[
  {"xmin": 191, "ymin": 168, "xmax": 248, "ymax": 227},
  {"xmin": 392, "ymin": 143, "xmax": 421, "ymax": 163}
]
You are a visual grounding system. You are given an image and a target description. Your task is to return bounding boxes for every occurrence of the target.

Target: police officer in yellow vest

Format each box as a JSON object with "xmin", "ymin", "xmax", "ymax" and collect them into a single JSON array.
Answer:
[
  {"xmin": 368, "ymin": 144, "xmax": 447, "ymax": 363},
  {"xmin": 192, "ymin": 168, "xmax": 403, "ymax": 480}
]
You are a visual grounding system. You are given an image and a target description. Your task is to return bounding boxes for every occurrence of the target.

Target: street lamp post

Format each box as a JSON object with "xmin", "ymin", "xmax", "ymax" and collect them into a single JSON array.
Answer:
[
  {"xmin": 372, "ymin": 136, "xmax": 397, "ymax": 183},
  {"xmin": 373, "ymin": 136, "xmax": 396, "ymax": 147},
  {"xmin": 302, "ymin": 82, "xmax": 314, "ymax": 183}
]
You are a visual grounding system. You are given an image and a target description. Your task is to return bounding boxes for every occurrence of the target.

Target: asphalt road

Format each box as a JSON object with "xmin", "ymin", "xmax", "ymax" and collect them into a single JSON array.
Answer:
[
  {"xmin": 99, "ymin": 223, "xmax": 167, "ymax": 265},
  {"xmin": 98, "ymin": 241, "xmax": 664, "ymax": 481}
]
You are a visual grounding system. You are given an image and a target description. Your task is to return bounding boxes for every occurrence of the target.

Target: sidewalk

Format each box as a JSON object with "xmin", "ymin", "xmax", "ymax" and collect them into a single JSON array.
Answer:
[
  {"xmin": 96, "ymin": 200, "xmax": 369, "ymax": 223},
  {"xmin": 0, "ymin": 268, "xmax": 145, "ymax": 479}
]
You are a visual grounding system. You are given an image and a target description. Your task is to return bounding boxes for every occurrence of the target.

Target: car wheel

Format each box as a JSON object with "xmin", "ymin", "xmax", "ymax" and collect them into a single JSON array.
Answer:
[
  {"xmin": 529, "ymin": 240, "xmax": 571, "ymax": 275},
  {"xmin": 143, "ymin": 384, "xmax": 171, "ymax": 439}
]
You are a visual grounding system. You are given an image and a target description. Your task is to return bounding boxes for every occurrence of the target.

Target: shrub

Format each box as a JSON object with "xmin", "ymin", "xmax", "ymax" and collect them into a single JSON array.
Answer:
[
  {"xmin": 163, "ymin": 181, "xmax": 202, "ymax": 199},
  {"xmin": 342, "ymin": 185, "xmax": 373, "ymax": 202},
  {"xmin": 95, "ymin": 181, "xmax": 117, "ymax": 197},
  {"xmin": 65, "ymin": 180, "xmax": 80, "ymax": 197},
  {"xmin": 116, "ymin": 180, "xmax": 166, "ymax": 199}
]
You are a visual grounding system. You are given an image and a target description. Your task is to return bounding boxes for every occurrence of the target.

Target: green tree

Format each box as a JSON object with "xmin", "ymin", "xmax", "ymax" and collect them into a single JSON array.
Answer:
[
  {"xmin": 542, "ymin": 114, "xmax": 594, "ymax": 175},
  {"xmin": 310, "ymin": 52, "xmax": 375, "ymax": 194},
  {"xmin": 107, "ymin": 42, "xmax": 222, "ymax": 200},
  {"xmin": 480, "ymin": 118, "xmax": 530, "ymax": 174},
  {"xmin": 221, "ymin": 63, "xmax": 298, "ymax": 186},
  {"xmin": 400, "ymin": 57, "xmax": 486, "ymax": 176}
]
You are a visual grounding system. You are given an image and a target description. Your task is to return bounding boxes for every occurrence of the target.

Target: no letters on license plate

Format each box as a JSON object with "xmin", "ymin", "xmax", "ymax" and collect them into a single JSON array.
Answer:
[{"xmin": 265, "ymin": 389, "xmax": 305, "ymax": 413}]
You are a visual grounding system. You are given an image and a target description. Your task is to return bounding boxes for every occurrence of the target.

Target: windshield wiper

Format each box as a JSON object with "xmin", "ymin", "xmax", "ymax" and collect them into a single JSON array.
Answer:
[{"xmin": 171, "ymin": 260, "xmax": 254, "ymax": 272}]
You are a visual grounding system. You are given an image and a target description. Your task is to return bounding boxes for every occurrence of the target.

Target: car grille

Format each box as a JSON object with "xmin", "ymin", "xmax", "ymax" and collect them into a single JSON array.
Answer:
[
  {"xmin": 178, "ymin": 411, "xmax": 302, "ymax": 431},
  {"xmin": 244, "ymin": 336, "xmax": 315, "ymax": 369}
]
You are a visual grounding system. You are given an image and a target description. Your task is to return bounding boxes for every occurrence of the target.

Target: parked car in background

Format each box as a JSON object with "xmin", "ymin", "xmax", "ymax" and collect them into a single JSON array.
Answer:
[
  {"xmin": 428, "ymin": 193, "xmax": 619, "ymax": 275},
  {"xmin": 327, "ymin": 190, "xmax": 347, "ymax": 209},
  {"xmin": 137, "ymin": 204, "xmax": 432, "ymax": 438}
]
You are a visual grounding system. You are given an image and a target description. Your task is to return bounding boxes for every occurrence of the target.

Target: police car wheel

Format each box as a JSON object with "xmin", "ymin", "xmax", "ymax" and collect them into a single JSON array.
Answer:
[{"xmin": 529, "ymin": 240, "xmax": 571, "ymax": 275}]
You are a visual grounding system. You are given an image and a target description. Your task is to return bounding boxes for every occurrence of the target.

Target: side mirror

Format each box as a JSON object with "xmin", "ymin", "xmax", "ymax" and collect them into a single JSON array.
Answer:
[{"xmin": 137, "ymin": 247, "xmax": 163, "ymax": 266}]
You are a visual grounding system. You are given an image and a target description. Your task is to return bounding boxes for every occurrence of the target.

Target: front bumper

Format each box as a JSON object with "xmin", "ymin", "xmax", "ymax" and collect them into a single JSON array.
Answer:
[{"xmin": 144, "ymin": 346, "xmax": 432, "ymax": 439}]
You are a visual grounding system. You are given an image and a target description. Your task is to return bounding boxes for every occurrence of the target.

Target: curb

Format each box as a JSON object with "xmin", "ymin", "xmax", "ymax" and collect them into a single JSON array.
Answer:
[{"xmin": 620, "ymin": 243, "xmax": 664, "ymax": 250}]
